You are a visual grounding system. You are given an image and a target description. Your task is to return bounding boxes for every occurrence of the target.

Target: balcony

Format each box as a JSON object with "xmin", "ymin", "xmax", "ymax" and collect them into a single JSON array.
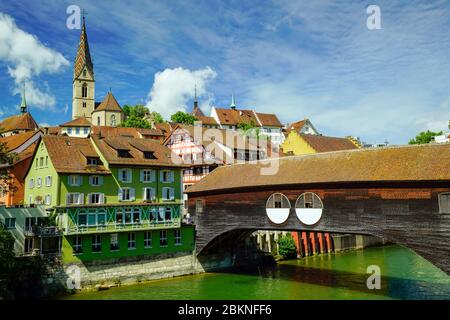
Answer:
[
  {"xmin": 65, "ymin": 218, "xmax": 181, "ymax": 235},
  {"xmin": 183, "ymin": 174, "xmax": 207, "ymax": 184},
  {"xmin": 36, "ymin": 226, "xmax": 62, "ymax": 237}
]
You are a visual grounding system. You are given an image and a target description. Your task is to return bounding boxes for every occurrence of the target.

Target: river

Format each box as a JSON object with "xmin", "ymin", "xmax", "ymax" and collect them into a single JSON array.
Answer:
[{"xmin": 61, "ymin": 245, "xmax": 450, "ymax": 300}]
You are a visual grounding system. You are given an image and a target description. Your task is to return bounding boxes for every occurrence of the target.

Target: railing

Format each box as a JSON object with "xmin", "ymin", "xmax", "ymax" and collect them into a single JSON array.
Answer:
[
  {"xmin": 183, "ymin": 174, "xmax": 208, "ymax": 183},
  {"xmin": 65, "ymin": 218, "xmax": 181, "ymax": 235},
  {"xmin": 37, "ymin": 226, "xmax": 62, "ymax": 237}
]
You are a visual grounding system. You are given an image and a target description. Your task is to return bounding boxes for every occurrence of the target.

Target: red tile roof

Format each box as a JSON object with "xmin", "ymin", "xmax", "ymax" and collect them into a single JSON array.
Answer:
[
  {"xmin": 43, "ymin": 135, "xmax": 109, "ymax": 174},
  {"xmin": 92, "ymin": 136, "xmax": 184, "ymax": 167},
  {"xmin": 60, "ymin": 117, "xmax": 92, "ymax": 127},
  {"xmin": 214, "ymin": 108, "xmax": 282, "ymax": 128},
  {"xmin": 0, "ymin": 113, "xmax": 39, "ymax": 133},
  {"xmin": 94, "ymin": 92, "xmax": 123, "ymax": 112},
  {"xmin": 0, "ymin": 131, "xmax": 38, "ymax": 152},
  {"xmin": 300, "ymin": 134, "xmax": 358, "ymax": 153}
]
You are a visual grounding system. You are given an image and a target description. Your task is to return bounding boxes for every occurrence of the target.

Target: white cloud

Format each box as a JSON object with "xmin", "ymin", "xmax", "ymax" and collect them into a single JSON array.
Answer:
[
  {"xmin": 145, "ymin": 67, "xmax": 217, "ymax": 119},
  {"xmin": 0, "ymin": 12, "xmax": 69, "ymax": 110}
]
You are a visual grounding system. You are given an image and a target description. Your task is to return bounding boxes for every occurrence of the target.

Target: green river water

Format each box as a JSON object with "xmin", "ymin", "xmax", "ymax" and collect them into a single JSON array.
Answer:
[{"xmin": 61, "ymin": 245, "xmax": 450, "ymax": 300}]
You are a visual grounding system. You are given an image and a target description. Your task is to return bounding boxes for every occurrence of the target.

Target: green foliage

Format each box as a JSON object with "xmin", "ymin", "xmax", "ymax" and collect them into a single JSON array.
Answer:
[
  {"xmin": 170, "ymin": 111, "xmax": 198, "ymax": 125},
  {"xmin": 149, "ymin": 111, "xmax": 164, "ymax": 124},
  {"xmin": 0, "ymin": 140, "xmax": 19, "ymax": 196},
  {"xmin": 237, "ymin": 119, "xmax": 257, "ymax": 132},
  {"xmin": 122, "ymin": 104, "xmax": 149, "ymax": 118},
  {"xmin": 408, "ymin": 130, "xmax": 443, "ymax": 145},
  {"xmin": 276, "ymin": 234, "xmax": 297, "ymax": 259},
  {"xmin": 121, "ymin": 116, "xmax": 153, "ymax": 129},
  {"xmin": 0, "ymin": 222, "xmax": 15, "ymax": 277}
]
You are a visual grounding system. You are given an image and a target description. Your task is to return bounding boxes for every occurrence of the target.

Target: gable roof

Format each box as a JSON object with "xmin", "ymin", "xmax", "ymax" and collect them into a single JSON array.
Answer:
[
  {"xmin": 60, "ymin": 117, "xmax": 92, "ymax": 127},
  {"xmin": 195, "ymin": 115, "xmax": 219, "ymax": 126},
  {"xmin": 94, "ymin": 92, "xmax": 123, "ymax": 112},
  {"xmin": 0, "ymin": 113, "xmax": 39, "ymax": 133},
  {"xmin": 213, "ymin": 107, "xmax": 282, "ymax": 128},
  {"xmin": 186, "ymin": 143, "xmax": 450, "ymax": 194},
  {"xmin": 43, "ymin": 135, "xmax": 109, "ymax": 174},
  {"xmin": 300, "ymin": 134, "xmax": 358, "ymax": 153},
  {"xmin": 91, "ymin": 136, "xmax": 184, "ymax": 167},
  {"xmin": 0, "ymin": 131, "xmax": 38, "ymax": 152}
]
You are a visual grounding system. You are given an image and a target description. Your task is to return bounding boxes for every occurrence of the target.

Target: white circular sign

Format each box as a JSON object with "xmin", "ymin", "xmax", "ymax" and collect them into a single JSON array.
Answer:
[
  {"xmin": 266, "ymin": 208, "xmax": 290, "ymax": 224},
  {"xmin": 295, "ymin": 208, "xmax": 323, "ymax": 225}
]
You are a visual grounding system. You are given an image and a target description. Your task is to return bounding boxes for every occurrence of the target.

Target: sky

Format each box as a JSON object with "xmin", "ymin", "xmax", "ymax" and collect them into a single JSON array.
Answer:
[{"xmin": 0, "ymin": 0, "xmax": 450, "ymax": 144}]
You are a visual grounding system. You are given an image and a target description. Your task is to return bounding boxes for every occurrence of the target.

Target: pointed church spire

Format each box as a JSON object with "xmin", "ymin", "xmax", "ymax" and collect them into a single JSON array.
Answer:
[
  {"xmin": 74, "ymin": 15, "xmax": 94, "ymax": 80},
  {"xmin": 193, "ymin": 85, "xmax": 198, "ymax": 109},
  {"xmin": 20, "ymin": 83, "xmax": 27, "ymax": 113},
  {"xmin": 230, "ymin": 94, "xmax": 236, "ymax": 110}
]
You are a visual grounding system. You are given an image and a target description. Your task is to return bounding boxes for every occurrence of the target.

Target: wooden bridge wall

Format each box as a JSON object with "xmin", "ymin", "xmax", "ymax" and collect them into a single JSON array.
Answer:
[{"xmin": 188, "ymin": 183, "xmax": 450, "ymax": 275}]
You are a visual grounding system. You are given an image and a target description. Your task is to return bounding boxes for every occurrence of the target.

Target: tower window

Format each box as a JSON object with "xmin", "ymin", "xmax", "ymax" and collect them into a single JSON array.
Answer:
[
  {"xmin": 110, "ymin": 114, "xmax": 116, "ymax": 127},
  {"xmin": 82, "ymin": 83, "xmax": 88, "ymax": 98},
  {"xmin": 97, "ymin": 117, "xmax": 101, "ymax": 126},
  {"xmin": 82, "ymin": 102, "xmax": 86, "ymax": 108},
  {"xmin": 83, "ymin": 69, "xmax": 87, "ymax": 77}
]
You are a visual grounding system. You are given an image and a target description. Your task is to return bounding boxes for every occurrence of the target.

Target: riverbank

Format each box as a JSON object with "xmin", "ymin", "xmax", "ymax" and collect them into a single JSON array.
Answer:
[{"xmin": 58, "ymin": 245, "xmax": 450, "ymax": 300}]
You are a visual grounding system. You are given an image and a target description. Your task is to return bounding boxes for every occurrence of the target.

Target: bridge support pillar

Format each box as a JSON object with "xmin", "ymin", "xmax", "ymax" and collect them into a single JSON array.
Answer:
[
  {"xmin": 310, "ymin": 232, "xmax": 317, "ymax": 255},
  {"xmin": 318, "ymin": 233, "xmax": 324, "ymax": 254},
  {"xmin": 302, "ymin": 232, "xmax": 309, "ymax": 256},
  {"xmin": 325, "ymin": 233, "xmax": 332, "ymax": 253}
]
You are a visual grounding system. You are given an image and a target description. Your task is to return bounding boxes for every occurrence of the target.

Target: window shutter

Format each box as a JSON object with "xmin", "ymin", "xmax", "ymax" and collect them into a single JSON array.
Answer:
[
  {"xmin": 130, "ymin": 188, "xmax": 136, "ymax": 201},
  {"xmin": 140, "ymin": 170, "xmax": 144, "ymax": 183},
  {"xmin": 99, "ymin": 194, "xmax": 105, "ymax": 204},
  {"xmin": 143, "ymin": 188, "xmax": 147, "ymax": 201},
  {"xmin": 118, "ymin": 188, "xmax": 123, "ymax": 201},
  {"xmin": 78, "ymin": 176, "xmax": 83, "ymax": 186},
  {"xmin": 87, "ymin": 193, "xmax": 92, "ymax": 204},
  {"xmin": 151, "ymin": 188, "xmax": 156, "ymax": 201},
  {"xmin": 78, "ymin": 194, "xmax": 84, "ymax": 205},
  {"xmin": 88, "ymin": 176, "xmax": 92, "ymax": 186},
  {"xmin": 127, "ymin": 169, "xmax": 132, "ymax": 183},
  {"xmin": 160, "ymin": 171, "xmax": 164, "ymax": 182},
  {"xmin": 67, "ymin": 176, "xmax": 71, "ymax": 185},
  {"xmin": 66, "ymin": 194, "xmax": 71, "ymax": 205},
  {"xmin": 170, "ymin": 171, "xmax": 174, "ymax": 183},
  {"xmin": 99, "ymin": 176, "xmax": 103, "ymax": 185},
  {"xmin": 169, "ymin": 188, "xmax": 175, "ymax": 201}
]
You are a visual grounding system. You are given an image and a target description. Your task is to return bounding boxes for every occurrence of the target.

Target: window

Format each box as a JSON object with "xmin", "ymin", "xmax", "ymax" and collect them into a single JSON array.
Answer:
[
  {"xmin": 196, "ymin": 199, "xmax": 204, "ymax": 213},
  {"xmin": 128, "ymin": 232, "xmax": 136, "ymax": 249},
  {"xmin": 143, "ymin": 187, "xmax": 155, "ymax": 201},
  {"xmin": 174, "ymin": 229, "xmax": 182, "ymax": 246},
  {"xmin": 78, "ymin": 213, "xmax": 87, "ymax": 226},
  {"xmin": 83, "ymin": 69, "xmax": 87, "ymax": 77},
  {"xmin": 118, "ymin": 188, "xmax": 135, "ymax": 202},
  {"xmin": 266, "ymin": 193, "xmax": 291, "ymax": 224},
  {"xmin": 141, "ymin": 170, "xmax": 155, "ymax": 182},
  {"xmin": 40, "ymin": 157, "xmax": 43, "ymax": 167},
  {"xmin": 73, "ymin": 236, "xmax": 82, "ymax": 254},
  {"xmin": 97, "ymin": 117, "xmax": 101, "ymax": 126},
  {"xmin": 110, "ymin": 114, "xmax": 116, "ymax": 127},
  {"xmin": 45, "ymin": 194, "xmax": 51, "ymax": 205},
  {"xmin": 144, "ymin": 231, "xmax": 152, "ymax": 248},
  {"xmin": 82, "ymin": 102, "xmax": 86, "ymax": 108},
  {"xmin": 119, "ymin": 169, "xmax": 132, "ymax": 183},
  {"xmin": 439, "ymin": 193, "xmax": 450, "ymax": 214},
  {"xmin": 110, "ymin": 233, "xmax": 119, "ymax": 251},
  {"xmin": 82, "ymin": 83, "xmax": 88, "ymax": 98},
  {"xmin": 25, "ymin": 217, "xmax": 36, "ymax": 232},
  {"xmin": 161, "ymin": 170, "xmax": 173, "ymax": 183},
  {"xmin": 132, "ymin": 208, "xmax": 141, "ymax": 224},
  {"xmin": 143, "ymin": 151, "xmax": 156, "ymax": 159},
  {"xmin": 83, "ymin": 127, "xmax": 89, "ymax": 135},
  {"xmin": 66, "ymin": 193, "xmax": 84, "ymax": 205},
  {"xmin": 88, "ymin": 193, "xmax": 104, "ymax": 204},
  {"xmin": 68, "ymin": 175, "xmax": 82, "ymax": 186},
  {"xmin": 36, "ymin": 177, "xmax": 42, "ymax": 188},
  {"xmin": 89, "ymin": 175, "xmax": 102, "ymax": 186},
  {"xmin": 295, "ymin": 192, "xmax": 323, "ymax": 226},
  {"xmin": 45, "ymin": 156, "xmax": 48, "ymax": 166},
  {"xmin": 97, "ymin": 210, "xmax": 106, "ymax": 225},
  {"xmin": 162, "ymin": 187, "xmax": 174, "ymax": 201},
  {"xmin": 45, "ymin": 176, "xmax": 52, "ymax": 187},
  {"xmin": 28, "ymin": 195, "xmax": 33, "ymax": 205},
  {"xmin": 295, "ymin": 192, "xmax": 323, "ymax": 209},
  {"xmin": 159, "ymin": 230, "xmax": 168, "ymax": 247},
  {"xmin": 118, "ymin": 149, "xmax": 131, "ymax": 158},
  {"xmin": 24, "ymin": 238, "xmax": 34, "ymax": 254},
  {"xmin": 5, "ymin": 218, "xmax": 16, "ymax": 229},
  {"xmin": 75, "ymin": 127, "xmax": 80, "ymax": 135},
  {"xmin": 164, "ymin": 207, "xmax": 172, "ymax": 221},
  {"xmin": 87, "ymin": 158, "xmax": 99, "ymax": 166},
  {"xmin": 68, "ymin": 128, "xmax": 72, "ymax": 134},
  {"xmin": 29, "ymin": 178, "xmax": 34, "ymax": 189},
  {"xmin": 92, "ymin": 235, "xmax": 101, "ymax": 252}
]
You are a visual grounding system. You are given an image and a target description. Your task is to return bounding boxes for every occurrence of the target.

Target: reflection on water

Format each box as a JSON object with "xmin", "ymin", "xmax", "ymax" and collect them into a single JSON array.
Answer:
[{"xmin": 61, "ymin": 245, "xmax": 450, "ymax": 300}]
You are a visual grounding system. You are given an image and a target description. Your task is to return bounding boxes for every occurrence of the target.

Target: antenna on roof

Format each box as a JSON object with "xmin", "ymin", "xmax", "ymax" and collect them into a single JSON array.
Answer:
[{"xmin": 230, "ymin": 94, "xmax": 236, "ymax": 110}]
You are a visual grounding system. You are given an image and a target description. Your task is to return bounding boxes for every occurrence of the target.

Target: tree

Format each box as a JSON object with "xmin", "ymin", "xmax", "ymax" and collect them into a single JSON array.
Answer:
[
  {"xmin": 121, "ymin": 116, "xmax": 153, "ymax": 129},
  {"xmin": 0, "ymin": 139, "xmax": 18, "ymax": 196},
  {"xmin": 0, "ymin": 221, "xmax": 15, "ymax": 296},
  {"xmin": 148, "ymin": 111, "xmax": 164, "ymax": 124},
  {"xmin": 276, "ymin": 234, "xmax": 297, "ymax": 259},
  {"xmin": 170, "ymin": 111, "xmax": 198, "ymax": 125},
  {"xmin": 408, "ymin": 130, "xmax": 443, "ymax": 145},
  {"xmin": 122, "ymin": 104, "xmax": 149, "ymax": 118}
]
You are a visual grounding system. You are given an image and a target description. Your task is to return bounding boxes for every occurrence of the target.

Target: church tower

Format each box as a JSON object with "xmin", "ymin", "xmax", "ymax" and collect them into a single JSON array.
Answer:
[{"xmin": 72, "ymin": 16, "xmax": 95, "ymax": 121}]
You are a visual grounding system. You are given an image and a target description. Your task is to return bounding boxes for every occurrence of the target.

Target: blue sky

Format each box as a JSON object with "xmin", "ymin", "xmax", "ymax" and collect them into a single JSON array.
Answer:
[{"xmin": 0, "ymin": 0, "xmax": 450, "ymax": 144}]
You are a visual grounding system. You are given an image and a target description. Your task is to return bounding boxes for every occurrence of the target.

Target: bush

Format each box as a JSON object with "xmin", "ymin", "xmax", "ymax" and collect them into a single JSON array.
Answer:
[{"xmin": 276, "ymin": 234, "xmax": 297, "ymax": 259}]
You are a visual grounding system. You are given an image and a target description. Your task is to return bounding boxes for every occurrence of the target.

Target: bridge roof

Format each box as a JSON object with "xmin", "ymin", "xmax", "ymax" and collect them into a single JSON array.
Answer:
[{"xmin": 185, "ymin": 143, "xmax": 450, "ymax": 194}]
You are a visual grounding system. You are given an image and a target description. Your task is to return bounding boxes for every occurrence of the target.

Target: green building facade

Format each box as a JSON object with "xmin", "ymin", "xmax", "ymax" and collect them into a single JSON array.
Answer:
[{"xmin": 24, "ymin": 135, "xmax": 194, "ymax": 264}]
